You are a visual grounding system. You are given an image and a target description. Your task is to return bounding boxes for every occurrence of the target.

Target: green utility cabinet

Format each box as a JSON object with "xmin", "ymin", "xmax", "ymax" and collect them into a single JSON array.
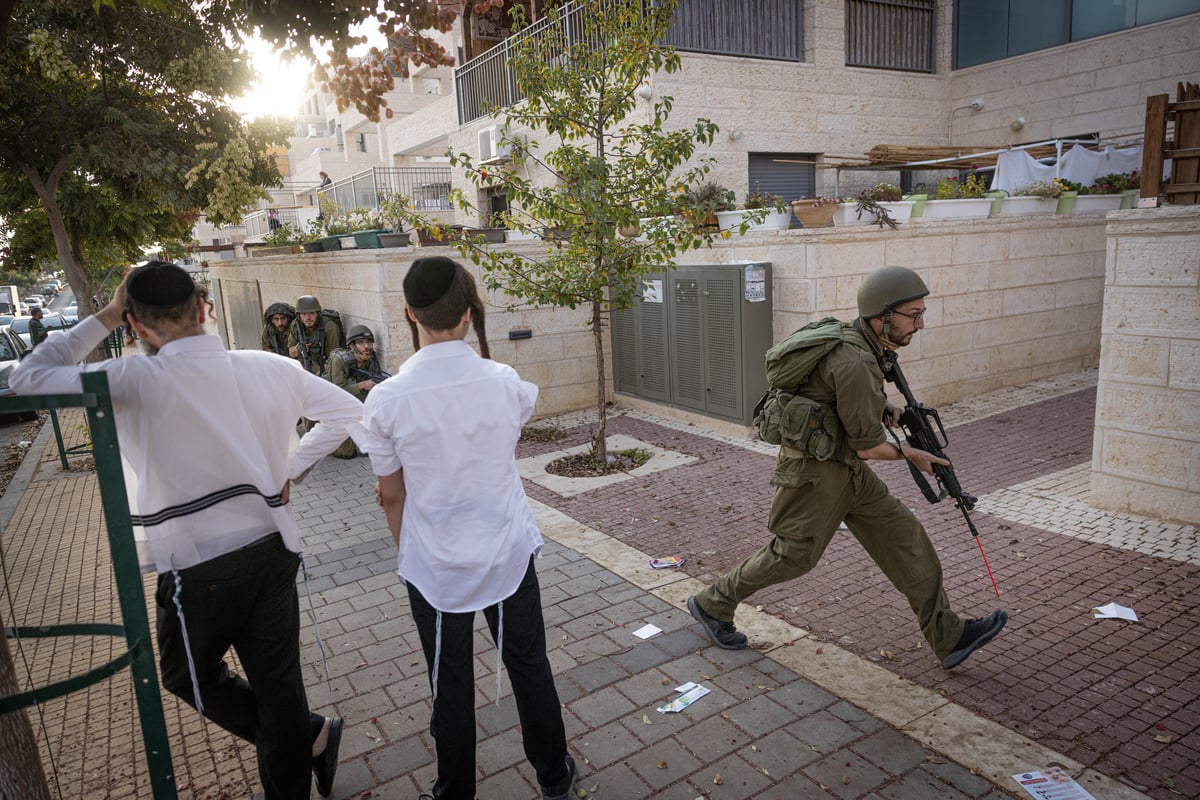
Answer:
[{"xmin": 611, "ymin": 262, "xmax": 773, "ymax": 425}]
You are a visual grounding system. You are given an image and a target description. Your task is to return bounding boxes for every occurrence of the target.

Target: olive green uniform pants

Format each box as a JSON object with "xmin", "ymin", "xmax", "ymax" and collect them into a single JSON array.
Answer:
[{"xmin": 696, "ymin": 455, "xmax": 965, "ymax": 660}]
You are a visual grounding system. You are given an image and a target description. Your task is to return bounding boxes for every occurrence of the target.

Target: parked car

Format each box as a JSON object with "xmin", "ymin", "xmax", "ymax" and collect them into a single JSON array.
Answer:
[
  {"xmin": 40, "ymin": 284, "xmax": 59, "ymax": 298},
  {"xmin": 0, "ymin": 315, "xmax": 13, "ymax": 328},
  {"xmin": 0, "ymin": 326, "xmax": 35, "ymax": 419},
  {"xmin": 9, "ymin": 313, "xmax": 69, "ymax": 347},
  {"xmin": 61, "ymin": 305, "xmax": 79, "ymax": 325},
  {"xmin": 22, "ymin": 295, "xmax": 45, "ymax": 311}
]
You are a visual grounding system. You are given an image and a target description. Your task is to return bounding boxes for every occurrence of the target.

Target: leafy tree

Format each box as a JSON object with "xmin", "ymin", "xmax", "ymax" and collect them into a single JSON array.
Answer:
[
  {"xmin": 0, "ymin": 1, "xmax": 289, "ymax": 314},
  {"xmin": 427, "ymin": 0, "xmax": 765, "ymax": 468}
]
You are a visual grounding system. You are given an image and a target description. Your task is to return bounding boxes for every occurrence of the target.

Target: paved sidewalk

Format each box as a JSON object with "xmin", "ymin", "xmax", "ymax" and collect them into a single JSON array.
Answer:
[{"xmin": 0, "ymin": 370, "xmax": 1195, "ymax": 799}]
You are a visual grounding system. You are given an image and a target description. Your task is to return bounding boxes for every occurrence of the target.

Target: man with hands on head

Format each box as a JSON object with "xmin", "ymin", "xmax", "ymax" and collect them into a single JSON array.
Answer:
[{"xmin": 11, "ymin": 261, "xmax": 366, "ymax": 799}]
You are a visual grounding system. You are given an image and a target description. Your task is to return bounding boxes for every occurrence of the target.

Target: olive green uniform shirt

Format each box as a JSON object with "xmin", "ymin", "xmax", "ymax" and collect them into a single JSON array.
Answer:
[{"xmin": 286, "ymin": 318, "xmax": 342, "ymax": 375}]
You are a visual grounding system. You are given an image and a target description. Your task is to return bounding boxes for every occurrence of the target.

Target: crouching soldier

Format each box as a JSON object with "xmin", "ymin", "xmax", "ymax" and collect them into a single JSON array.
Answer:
[
  {"xmin": 288, "ymin": 295, "xmax": 342, "ymax": 375},
  {"xmin": 261, "ymin": 302, "xmax": 295, "ymax": 356},
  {"xmin": 325, "ymin": 325, "xmax": 389, "ymax": 458}
]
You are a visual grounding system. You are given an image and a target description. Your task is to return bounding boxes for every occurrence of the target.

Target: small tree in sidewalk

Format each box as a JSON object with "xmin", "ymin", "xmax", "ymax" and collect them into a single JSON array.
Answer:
[{"xmin": 423, "ymin": 0, "xmax": 767, "ymax": 471}]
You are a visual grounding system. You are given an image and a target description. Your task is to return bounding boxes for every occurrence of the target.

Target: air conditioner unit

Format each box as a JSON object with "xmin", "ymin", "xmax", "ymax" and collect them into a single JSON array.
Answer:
[{"xmin": 477, "ymin": 125, "xmax": 511, "ymax": 164}]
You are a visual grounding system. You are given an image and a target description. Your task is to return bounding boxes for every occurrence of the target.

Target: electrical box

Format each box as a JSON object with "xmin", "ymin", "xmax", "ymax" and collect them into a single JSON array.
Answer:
[{"xmin": 611, "ymin": 262, "xmax": 772, "ymax": 425}]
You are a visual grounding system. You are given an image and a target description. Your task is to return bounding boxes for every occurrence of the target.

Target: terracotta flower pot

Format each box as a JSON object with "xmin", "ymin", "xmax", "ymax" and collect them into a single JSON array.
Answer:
[{"xmin": 789, "ymin": 201, "xmax": 836, "ymax": 228}]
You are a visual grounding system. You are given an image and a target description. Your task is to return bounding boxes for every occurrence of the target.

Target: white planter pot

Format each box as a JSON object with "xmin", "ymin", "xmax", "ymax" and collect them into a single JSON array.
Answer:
[
  {"xmin": 1071, "ymin": 194, "xmax": 1124, "ymax": 213},
  {"xmin": 832, "ymin": 201, "xmax": 915, "ymax": 226},
  {"xmin": 337, "ymin": 235, "xmax": 358, "ymax": 248},
  {"xmin": 996, "ymin": 196, "xmax": 1059, "ymax": 216},
  {"xmin": 716, "ymin": 208, "xmax": 792, "ymax": 231},
  {"xmin": 920, "ymin": 198, "xmax": 994, "ymax": 220},
  {"xmin": 504, "ymin": 229, "xmax": 538, "ymax": 242}
]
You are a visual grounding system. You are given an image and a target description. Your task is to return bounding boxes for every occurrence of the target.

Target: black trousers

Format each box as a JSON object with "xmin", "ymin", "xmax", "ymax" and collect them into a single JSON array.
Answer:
[
  {"xmin": 156, "ymin": 534, "xmax": 324, "ymax": 800},
  {"xmin": 408, "ymin": 556, "xmax": 569, "ymax": 800}
]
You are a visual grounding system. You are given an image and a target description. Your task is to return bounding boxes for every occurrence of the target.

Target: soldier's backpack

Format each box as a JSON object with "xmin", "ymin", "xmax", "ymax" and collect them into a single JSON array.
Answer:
[
  {"xmin": 320, "ymin": 309, "xmax": 345, "ymax": 345},
  {"xmin": 752, "ymin": 317, "xmax": 869, "ymax": 456}
]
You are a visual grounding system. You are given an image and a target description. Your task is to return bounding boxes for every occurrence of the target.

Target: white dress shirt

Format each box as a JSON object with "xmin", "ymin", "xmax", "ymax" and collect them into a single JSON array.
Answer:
[
  {"xmin": 11, "ymin": 316, "xmax": 366, "ymax": 573},
  {"xmin": 360, "ymin": 339, "xmax": 542, "ymax": 613}
]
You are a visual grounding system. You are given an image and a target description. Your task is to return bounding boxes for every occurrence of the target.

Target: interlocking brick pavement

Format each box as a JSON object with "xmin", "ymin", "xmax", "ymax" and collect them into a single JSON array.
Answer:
[{"xmin": 1, "ymin": 371, "xmax": 1192, "ymax": 799}]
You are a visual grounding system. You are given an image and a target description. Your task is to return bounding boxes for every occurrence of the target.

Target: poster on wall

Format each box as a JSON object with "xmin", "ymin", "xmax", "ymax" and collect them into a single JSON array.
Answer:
[{"xmin": 745, "ymin": 265, "xmax": 766, "ymax": 302}]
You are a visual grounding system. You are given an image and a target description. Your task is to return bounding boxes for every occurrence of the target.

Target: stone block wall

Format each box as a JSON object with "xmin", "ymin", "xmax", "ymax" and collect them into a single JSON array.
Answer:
[
  {"xmin": 212, "ymin": 214, "xmax": 1108, "ymax": 420},
  {"xmin": 1092, "ymin": 207, "xmax": 1200, "ymax": 525}
]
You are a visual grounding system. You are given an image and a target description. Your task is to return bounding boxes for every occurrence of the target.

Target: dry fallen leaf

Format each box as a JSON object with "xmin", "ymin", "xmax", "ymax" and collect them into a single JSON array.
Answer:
[
  {"xmin": 713, "ymin": 774, "xmax": 723, "ymax": 785},
  {"xmin": 842, "ymin": 776, "xmax": 850, "ymax": 785},
  {"xmin": 661, "ymin": 677, "xmax": 670, "ymax": 685},
  {"xmin": 656, "ymin": 760, "xmax": 668, "ymax": 769},
  {"xmin": 642, "ymin": 714, "xmax": 652, "ymax": 725},
  {"xmin": 1155, "ymin": 734, "xmax": 1174, "ymax": 743}
]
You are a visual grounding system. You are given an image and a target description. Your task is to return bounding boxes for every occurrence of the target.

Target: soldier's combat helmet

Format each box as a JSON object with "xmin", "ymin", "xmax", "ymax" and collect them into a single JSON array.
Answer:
[
  {"xmin": 295, "ymin": 295, "xmax": 321, "ymax": 313},
  {"xmin": 857, "ymin": 266, "xmax": 929, "ymax": 319},
  {"xmin": 345, "ymin": 325, "xmax": 374, "ymax": 345},
  {"xmin": 263, "ymin": 301, "xmax": 295, "ymax": 324}
]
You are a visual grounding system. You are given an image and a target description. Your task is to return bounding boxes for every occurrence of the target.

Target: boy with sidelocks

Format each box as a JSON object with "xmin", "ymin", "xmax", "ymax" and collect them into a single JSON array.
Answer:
[{"xmin": 361, "ymin": 256, "xmax": 577, "ymax": 800}]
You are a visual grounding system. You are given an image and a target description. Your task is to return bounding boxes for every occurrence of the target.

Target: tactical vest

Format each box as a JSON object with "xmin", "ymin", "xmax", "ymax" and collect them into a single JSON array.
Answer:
[{"xmin": 752, "ymin": 317, "xmax": 870, "ymax": 461}]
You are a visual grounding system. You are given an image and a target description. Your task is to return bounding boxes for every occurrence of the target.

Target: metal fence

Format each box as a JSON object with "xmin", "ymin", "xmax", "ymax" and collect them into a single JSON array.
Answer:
[
  {"xmin": 316, "ymin": 166, "xmax": 454, "ymax": 214},
  {"xmin": 454, "ymin": 0, "xmax": 804, "ymax": 124}
]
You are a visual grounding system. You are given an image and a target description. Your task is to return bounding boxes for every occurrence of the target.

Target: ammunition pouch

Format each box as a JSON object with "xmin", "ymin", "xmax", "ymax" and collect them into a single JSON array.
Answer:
[{"xmin": 754, "ymin": 389, "xmax": 844, "ymax": 461}]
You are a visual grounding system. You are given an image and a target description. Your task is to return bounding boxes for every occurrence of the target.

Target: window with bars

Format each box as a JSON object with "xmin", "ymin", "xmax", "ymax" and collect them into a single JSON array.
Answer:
[{"xmin": 845, "ymin": 0, "xmax": 936, "ymax": 73}]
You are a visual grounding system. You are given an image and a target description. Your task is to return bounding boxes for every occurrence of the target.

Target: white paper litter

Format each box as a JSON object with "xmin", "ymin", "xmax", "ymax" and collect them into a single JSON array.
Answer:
[
  {"xmin": 1092, "ymin": 602, "xmax": 1138, "ymax": 622},
  {"xmin": 1012, "ymin": 766, "xmax": 1097, "ymax": 799},
  {"xmin": 632, "ymin": 623, "xmax": 662, "ymax": 640},
  {"xmin": 656, "ymin": 682, "xmax": 710, "ymax": 714}
]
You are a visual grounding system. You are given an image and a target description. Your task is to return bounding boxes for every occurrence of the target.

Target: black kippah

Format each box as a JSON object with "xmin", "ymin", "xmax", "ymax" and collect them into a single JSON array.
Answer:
[
  {"xmin": 126, "ymin": 261, "xmax": 195, "ymax": 306},
  {"xmin": 404, "ymin": 257, "xmax": 458, "ymax": 309}
]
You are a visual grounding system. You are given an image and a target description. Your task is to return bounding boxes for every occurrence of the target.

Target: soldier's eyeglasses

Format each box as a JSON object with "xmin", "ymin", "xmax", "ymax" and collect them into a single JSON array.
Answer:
[{"xmin": 891, "ymin": 307, "xmax": 926, "ymax": 323}]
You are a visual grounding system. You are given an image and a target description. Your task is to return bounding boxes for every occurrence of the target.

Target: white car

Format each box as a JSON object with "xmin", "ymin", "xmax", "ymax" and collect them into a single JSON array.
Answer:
[
  {"xmin": 61, "ymin": 304, "xmax": 79, "ymax": 324},
  {"xmin": 22, "ymin": 295, "xmax": 45, "ymax": 310},
  {"xmin": 9, "ymin": 313, "xmax": 69, "ymax": 347}
]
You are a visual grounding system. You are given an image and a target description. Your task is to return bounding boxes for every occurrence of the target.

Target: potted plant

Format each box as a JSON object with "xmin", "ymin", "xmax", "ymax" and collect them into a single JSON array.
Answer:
[
  {"xmin": 995, "ymin": 181, "xmax": 1062, "ymax": 216},
  {"xmin": 250, "ymin": 221, "xmax": 302, "ymax": 256},
  {"xmin": 320, "ymin": 218, "xmax": 350, "ymax": 251},
  {"xmin": 376, "ymin": 193, "xmax": 413, "ymax": 247},
  {"xmin": 1053, "ymin": 178, "xmax": 1082, "ymax": 214},
  {"xmin": 1074, "ymin": 171, "xmax": 1136, "ymax": 213},
  {"xmin": 789, "ymin": 195, "xmax": 839, "ymax": 228},
  {"xmin": 832, "ymin": 182, "xmax": 914, "ymax": 227},
  {"xmin": 717, "ymin": 187, "xmax": 791, "ymax": 231},
  {"xmin": 923, "ymin": 173, "xmax": 992, "ymax": 219},
  {"xmin": 300, "ymin": 217, "xmax": 325, "ymax": 252},
  {"xmin": 416, "ymin": 223, "xmax": 466, "ymax": 246},
  {"xmin": 680, "ymin": 181, "xmax": 735, "ymax": 229},
  {"xmin": 342, "ymin": 207, "xmax": 387, "ymax": 249}
]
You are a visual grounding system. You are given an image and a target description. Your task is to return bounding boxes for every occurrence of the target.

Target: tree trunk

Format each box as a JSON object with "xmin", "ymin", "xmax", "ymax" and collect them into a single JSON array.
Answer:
[
  {"xmin": 0, "ymin": 609, "xmax": 53, "ymax": 800},
  {"xmin": 591, "ymin": 298, "xmax": 607, "ymax": 469},
  {"xmin": 17, "ymin": 157, "xmax": 98, "ymax": 325}
]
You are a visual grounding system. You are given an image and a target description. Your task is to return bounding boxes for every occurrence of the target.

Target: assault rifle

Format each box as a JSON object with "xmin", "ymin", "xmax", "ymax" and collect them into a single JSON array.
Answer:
[
  {"xmin": 292, "ymin": 318, "xmax": 315, "ymax": 374},
  {"xmin": 348, "ymin": 364, "xmax": 391, "ymax": 385},
  {"xmin": 877, "ymin": 349, "xmax": 1000, "ymax": 597}
]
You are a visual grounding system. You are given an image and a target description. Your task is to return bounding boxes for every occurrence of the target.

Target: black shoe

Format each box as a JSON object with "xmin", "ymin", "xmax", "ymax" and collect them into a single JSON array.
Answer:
[
  {"xmin": 542, "ymin": 754, "xmax": 578, "ymax": 800},
  {"xmin": 687, "ymin": 596, "xmax": 747, "ymax": 650},
  {"xmin": 313, "ymin": 716, "xmax": 343, "ymax": 797},
  {"xmin": 941, "ymin": 610, "xmax": 1007, "ymax": 669}
]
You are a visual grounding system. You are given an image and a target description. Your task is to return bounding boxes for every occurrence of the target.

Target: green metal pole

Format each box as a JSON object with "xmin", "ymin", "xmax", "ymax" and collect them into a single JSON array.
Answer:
[
  {"xmin": 80, "ymin": 372, "xmax": 177, "ymax": 799},
  {"xmin": 48, "ymin": 408, "xmax": 69, "ymax": 470}
]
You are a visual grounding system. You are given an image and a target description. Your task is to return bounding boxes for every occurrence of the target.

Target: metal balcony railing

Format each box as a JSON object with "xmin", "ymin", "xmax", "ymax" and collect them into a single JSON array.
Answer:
[
  {"xmin": 453, "ymin": 0, "xmax": 804, "ymax": 124},
  {"xmin": 316, "ymin": 166, "xmax": 454, "ymax": 214}
]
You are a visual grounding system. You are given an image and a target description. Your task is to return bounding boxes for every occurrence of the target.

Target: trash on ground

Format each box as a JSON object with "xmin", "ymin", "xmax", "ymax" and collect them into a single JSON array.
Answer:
[
  {"xmin": 656, "ymin": 681, "xmax": 710, "ymax": 714},
  {"xmin": 632, "ymin": 623, "xmax": 662, "ymax": 640},
  {"xmin": 1012, "ymin": 766, "xmax": 1097, "ymax": 799},
  {"xmin": 1092, "ymin": 602, "xmax": 1138, "ymax": 622},
  {"xmin": 649, "ymin": 555, "xmax": 684, "ymax": 569}
]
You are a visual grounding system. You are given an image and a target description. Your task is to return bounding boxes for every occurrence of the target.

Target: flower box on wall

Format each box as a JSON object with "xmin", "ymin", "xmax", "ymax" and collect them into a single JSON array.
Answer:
[
  {"xmin": 787, "ymin": 201, "xmax": 836, "ymax": 229},
  {"xmin": 832, "ymin": 201, "xmax": 915, "ymax": 226},
  {"xmin": 351, "ymin": 229, "xmax": 386, "ymax": 249},
  {"xmin": 378, "ymin": 232, "xmax": 412, "ymax": 247},
  {"xmin": 995, "ymin": 197, "xmax": 1059, "ymax": 216},
  {"xmin": 300, "ymin": 241, "xmax": 323, "ymax": 253},
  {"xmin": 1071, "ymin": 194, "xmax": 1124, "ymax": 214},
  {"xmin": 318, "ymin": 235, "xmax": 343, "ymax": 252},
  {"xmin": 718, "ymin": 208, "xmax": 793, "ymax": 231},
  {"xmin": 463, "ymin": 227, "xmax": 506, "ymax": 243},
  {"xmin": 920, "ymin": 198, "xmax": 993, "ymax": 220}
]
